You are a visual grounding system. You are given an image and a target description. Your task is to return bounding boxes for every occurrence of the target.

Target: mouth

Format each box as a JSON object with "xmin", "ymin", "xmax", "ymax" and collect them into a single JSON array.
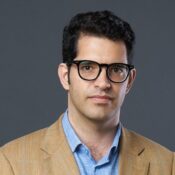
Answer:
[{"xmin": 88, "ymin": 95, "xmax": 113, "ymax": 104}]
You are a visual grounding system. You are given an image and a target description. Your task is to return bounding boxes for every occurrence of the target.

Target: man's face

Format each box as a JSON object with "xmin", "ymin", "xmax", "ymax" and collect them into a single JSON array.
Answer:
[{"xmin": 59, "ymin": 35, "xmax": 136, "ymax": 125}]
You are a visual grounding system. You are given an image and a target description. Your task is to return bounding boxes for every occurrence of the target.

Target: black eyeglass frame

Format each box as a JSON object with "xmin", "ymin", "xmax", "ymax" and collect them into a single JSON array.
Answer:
[{"xmin": 67, "ymin": 60, "xmax": 135, "ymax": 83}]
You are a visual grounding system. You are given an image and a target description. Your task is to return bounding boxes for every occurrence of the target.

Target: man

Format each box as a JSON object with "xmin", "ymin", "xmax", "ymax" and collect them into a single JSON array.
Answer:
[{"xmin": 0, "ymin": 10, "xmax": 174, "ymax": 175}]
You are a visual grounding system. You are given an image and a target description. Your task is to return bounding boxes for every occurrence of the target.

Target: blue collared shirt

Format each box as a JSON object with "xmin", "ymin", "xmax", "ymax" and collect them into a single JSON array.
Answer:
[{"xmin": 62, "ymin": 111, "xmax": 121, "ymax": 175}]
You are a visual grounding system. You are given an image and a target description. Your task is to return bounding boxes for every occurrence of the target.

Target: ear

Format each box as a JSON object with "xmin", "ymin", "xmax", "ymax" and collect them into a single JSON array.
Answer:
[
  {"xmin": 126, "ymin": 68, "xmax": 136, "ymax": 94},
  {"xmin": 58, "ymin": 63, "xmax": 70, "ymax": 91}
]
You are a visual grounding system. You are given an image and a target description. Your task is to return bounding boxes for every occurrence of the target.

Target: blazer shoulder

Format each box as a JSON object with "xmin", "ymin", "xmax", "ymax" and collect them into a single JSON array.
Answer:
[
  {"xmin": 125, "ymin": 128, "xmax": 175, "ymax": 174},
  {"xmin": 1, "ymin": 127, "xmax": 47, "ymax": 156},
  {"xmin": 123, "ymin": 127, "xmax": 173, "ymax": 155},
  {"xmin": 1, "ymin": 116, "xmax": 63, "ymax": 158}
]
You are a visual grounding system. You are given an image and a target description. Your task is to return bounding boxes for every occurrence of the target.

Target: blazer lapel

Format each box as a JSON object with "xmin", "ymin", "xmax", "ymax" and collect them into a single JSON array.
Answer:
[
  {"xmin": 40, "ymin": 115, "xmax": 80, "ymax": 175},
  {"xmin": 118, "ymin": 127, "xmax": 150, "ymax": 175},
  {"xmin": 39, "ymin": 116, "xmax": 151, "ymax": 175}
]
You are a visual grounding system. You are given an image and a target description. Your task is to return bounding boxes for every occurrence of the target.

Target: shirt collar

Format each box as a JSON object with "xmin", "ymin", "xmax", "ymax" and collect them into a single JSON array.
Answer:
[
  {"xmin": 107, "ymin": 122, "xmax": 121, "ymax": 161},
  {"xmin": 62, "ymin": 110, "xmax": 82, "ymax": 152},
  {"xmin": 62, "ymin": 110, "xmax": 122, "ymax": 157}
]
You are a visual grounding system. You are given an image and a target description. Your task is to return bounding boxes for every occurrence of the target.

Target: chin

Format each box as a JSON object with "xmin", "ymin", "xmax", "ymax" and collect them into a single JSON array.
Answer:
[{"xmin": 84, "ymin": 109, "xmax": 114, "ymax": 122}]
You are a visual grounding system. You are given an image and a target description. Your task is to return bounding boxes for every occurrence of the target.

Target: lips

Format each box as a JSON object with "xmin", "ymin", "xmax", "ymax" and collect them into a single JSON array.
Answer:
[{"xmin": 88, "ymin": 95, "xmax": 112, "ymax": 104}]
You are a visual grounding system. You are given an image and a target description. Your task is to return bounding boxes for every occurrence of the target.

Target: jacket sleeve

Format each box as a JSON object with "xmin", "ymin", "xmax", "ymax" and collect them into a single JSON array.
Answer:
[{"xmin": 0, "ymin": 149, "xmax": 14, "ymax": 175}]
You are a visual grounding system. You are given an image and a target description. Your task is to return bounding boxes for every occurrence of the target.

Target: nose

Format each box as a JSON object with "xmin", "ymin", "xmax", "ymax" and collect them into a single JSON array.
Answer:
[{"xmin": 94, "ymin": 67, "xmax": 111, "ymax": 89}]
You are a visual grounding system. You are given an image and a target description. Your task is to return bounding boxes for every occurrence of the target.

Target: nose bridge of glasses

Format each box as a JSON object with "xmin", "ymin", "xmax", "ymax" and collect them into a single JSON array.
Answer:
[
  {"xmin": 97, "ymin": 63, "xmax": 110, "ymax": 81},
  {"xmin": 98, "ymin": 63, "xmax": 109, "ymax": 71}
]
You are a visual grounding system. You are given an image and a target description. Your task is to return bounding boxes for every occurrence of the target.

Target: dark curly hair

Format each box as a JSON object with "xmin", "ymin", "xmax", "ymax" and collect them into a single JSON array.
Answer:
[{"xmin": 62, "ymin": 10, "xmax": 135, "ymax": 64}]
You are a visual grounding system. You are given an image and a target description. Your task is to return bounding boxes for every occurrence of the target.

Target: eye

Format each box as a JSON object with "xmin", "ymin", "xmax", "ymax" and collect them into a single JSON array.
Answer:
[
  {"xmin": 79, "ymin": 61, "xmax": 97, "ymax": 71},
  {"xmin": 112, "ymin": 66, "xmax": 124, "ymax": 73},
  {"xmin": 82, "ymin": 65, "xmax": 92, "ymax": 70}
]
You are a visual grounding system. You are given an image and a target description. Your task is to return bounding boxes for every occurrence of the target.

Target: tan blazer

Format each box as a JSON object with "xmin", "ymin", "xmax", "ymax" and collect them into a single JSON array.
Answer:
[{"xmin": 0, "ymin": 115, "xmax": 175, "ymax": 175}]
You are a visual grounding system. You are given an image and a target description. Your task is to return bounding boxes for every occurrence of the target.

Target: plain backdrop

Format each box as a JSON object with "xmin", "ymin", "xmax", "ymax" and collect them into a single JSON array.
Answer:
[{"xmin": 0, "ymin": 0, "xmax": 175, "ymax": 150}]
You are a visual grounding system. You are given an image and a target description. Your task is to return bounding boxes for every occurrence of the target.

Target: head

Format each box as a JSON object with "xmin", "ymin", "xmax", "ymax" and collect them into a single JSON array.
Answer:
[
  {"xmin": 62, "ymin": 10, "xmax": 135, "ymax": 65},
  {"xmin": 58, "ymin": 10, "xmax": 136, "ymax": 127}
]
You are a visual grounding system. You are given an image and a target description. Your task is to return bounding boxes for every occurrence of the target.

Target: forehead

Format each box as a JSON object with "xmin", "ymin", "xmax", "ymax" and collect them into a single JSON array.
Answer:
[{"xmin": 76, "ymin": 35, "xmax": 128, "ymax": 64}]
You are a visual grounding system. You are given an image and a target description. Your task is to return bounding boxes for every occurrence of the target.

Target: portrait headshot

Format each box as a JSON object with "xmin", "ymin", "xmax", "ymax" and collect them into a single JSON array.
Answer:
[{"xmin": 0, "ymin": 0, "xmax": 175, "ymax": 175}]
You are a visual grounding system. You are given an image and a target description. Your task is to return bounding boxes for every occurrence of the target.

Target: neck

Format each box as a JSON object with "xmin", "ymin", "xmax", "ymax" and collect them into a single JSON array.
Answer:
[{"xmin": 67, "ymin": 106, "xmax": 120, "ymax": 160}]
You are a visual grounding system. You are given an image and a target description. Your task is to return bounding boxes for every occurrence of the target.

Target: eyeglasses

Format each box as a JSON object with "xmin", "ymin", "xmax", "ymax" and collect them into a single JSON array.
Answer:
[{"xmin": 68, "ymin": 60, "xmax": 134, "ymax": 83}]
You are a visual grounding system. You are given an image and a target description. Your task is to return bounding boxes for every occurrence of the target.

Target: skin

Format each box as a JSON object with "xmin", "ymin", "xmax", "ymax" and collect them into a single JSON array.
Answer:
[{"xmin": 58, "ymin": 35, "xmax": 136, "ymax": 160}]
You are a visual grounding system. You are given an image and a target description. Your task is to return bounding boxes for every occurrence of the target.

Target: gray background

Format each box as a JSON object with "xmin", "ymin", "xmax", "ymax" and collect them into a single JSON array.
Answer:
[{"xmin": 0, "ymin": 0, "xmax": 175, "ymax": 150}]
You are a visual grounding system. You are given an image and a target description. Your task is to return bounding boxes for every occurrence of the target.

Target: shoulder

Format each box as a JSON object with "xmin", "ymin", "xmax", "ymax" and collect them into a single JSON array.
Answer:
[
  {"xmin": 1, "ymin": 127, "xmax": 47, "ymax": 156},
  {"xmin": 120, "ymin": 127, "xmax": 175, "ymax": 174},
  {"xmin": 0, "ymin": 127, "xmax": 49, "ymax": 174},
  {"xmin": 122, "ymin": 127, "xmax": 173, "ymax": 158},
  {"xmin": 1, "ymin": 115, "xmax": 64, "ymax": 158}
]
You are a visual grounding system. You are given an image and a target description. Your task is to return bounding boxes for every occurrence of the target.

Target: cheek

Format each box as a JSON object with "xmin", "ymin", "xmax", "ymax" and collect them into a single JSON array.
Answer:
[
  {"xmin": 69, "ymin": 70, "xmax": 90, "ymax": 97},
  {"xmin": 112, "ymin": 84, "xmax": 128, "ymax": 104},
  {"xmin": 69, "ymin": 79, "xmax": 87, "ymax": 103}
]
